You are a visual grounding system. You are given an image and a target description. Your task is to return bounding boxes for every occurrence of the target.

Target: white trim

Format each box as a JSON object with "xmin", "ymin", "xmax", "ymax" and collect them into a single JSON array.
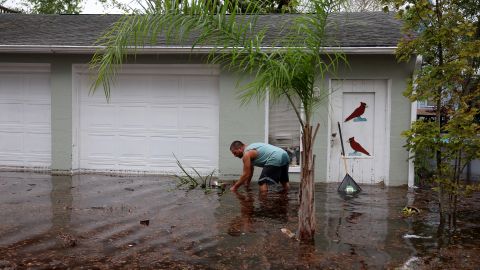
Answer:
[
  {"xmin": 408, "ymin": 55, "xmax": 423, "ymax": 187},
  {"xmin": 71, "ymin": 65, "xmax": 81, "ymax": 171},
  {"xmin": 264, "ymin": 90, "xmax": 302, "ymax": 173},
  {"xmin": 0, "ymin": 63, "xmax": 50, "ymax": 73},
  {"xmin": 264, "ymin": 90, "xmax": 269, "ymax": 143},
  {"xmin": 326, "ymin": 79, "xmax": 333, "ymax": 182},
  {"xmin": 0, "ymin": 45, "xmax": 398, "ymax": 55},
  {"xmin": 385, "ymin": 79, "xmax": 392, "ymax": 186},
  {"xmin": 289, "ymin": 166, "xmax": 301, "ymax": 173}
]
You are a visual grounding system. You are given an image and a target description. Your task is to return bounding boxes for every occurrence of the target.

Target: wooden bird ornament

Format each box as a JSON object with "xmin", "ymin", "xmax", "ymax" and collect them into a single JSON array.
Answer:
[
  {"xmin": 345, "ymin": 102, "xmax": 367, "ymax": 122},
  {"xmin": 348, "ymin": 137, "xmax": 370, "ymax": 156}
]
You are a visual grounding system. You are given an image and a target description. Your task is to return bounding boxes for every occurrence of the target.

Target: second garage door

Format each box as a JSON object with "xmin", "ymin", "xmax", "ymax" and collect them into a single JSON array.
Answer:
[{"xmin": 74, "ymin": 65, "xmax": 219, "ymax": 174}]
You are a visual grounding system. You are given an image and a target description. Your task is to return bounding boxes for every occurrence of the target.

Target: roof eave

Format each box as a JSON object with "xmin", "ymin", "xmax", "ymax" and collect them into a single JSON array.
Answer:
[{"xmin": 0, "ymin": 45, "xmax": 397, "ymax": 54}]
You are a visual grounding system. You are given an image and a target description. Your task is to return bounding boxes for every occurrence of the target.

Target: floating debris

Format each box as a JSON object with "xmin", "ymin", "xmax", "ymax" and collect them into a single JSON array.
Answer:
[
  {"xmin": 398, "ymin": 256, "xmax": 421, "ymax": 269},
  {"xmin": 281, "ymin": 228, "xmax": 296, "ymax": 239},
  {"xmin": 140, "ymin": 219, "xmax": 150, "ymax": 226},
  {"xmin": 402, "ymin": 234, "xmax": 432, "ymax": 239},
  {"xmin": 57, "ymin": 232, "xmax": 77, "ymax": 248},
  {"xmin": 402, "ymin": 206, "xmax": 420, "ymax": 217}
]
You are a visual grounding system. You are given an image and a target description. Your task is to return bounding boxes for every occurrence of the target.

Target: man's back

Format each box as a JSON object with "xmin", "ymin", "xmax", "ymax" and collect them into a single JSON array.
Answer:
[{"xmin": 244, "ymin": 143, "xmax": 289, "ymax": 167}]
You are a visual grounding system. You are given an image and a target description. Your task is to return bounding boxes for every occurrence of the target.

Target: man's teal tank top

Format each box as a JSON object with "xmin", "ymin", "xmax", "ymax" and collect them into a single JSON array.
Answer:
[{"xmin": 244, "ymin": 143, "xmax": 290, "ymax": 167}]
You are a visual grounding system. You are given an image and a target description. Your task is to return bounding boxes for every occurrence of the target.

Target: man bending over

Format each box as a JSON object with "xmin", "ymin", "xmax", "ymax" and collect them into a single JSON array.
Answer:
[{"xmin": 229, "ymin": 141, "xmax": 290, "ymax": 192}]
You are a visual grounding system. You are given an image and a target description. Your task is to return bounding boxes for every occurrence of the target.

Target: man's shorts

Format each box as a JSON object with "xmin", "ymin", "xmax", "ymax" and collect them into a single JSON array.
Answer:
[{"xmin": 258, "ymin": 164, "xmax": 290, "ymax": 186}]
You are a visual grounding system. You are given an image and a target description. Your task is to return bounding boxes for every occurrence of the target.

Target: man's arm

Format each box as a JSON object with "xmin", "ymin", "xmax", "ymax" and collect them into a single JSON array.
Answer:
[{"xmin": 230, "ymin": 151, "xmax": 255, "ymax": 191}]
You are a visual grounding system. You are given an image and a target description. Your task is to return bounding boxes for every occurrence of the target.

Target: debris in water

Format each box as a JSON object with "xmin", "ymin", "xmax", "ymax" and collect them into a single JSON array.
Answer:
[
  {"xmin": 57, "ymin": 232, "xmax": 77, "ymax": 247},
  {"xmin": 124, "ymin": 188, "xmax": 134, "ymax": 191},
  {"xmin": 398, "ymin": 256, "xmax": 421, "ymax": 269},
  {"xmin": 281, "ymin": 228, "xmax": 296, "ymax": 239},
  {"xmin": 402, "ymin": 234, "xmax": 432, "ymax": 239},
  {"xmin": 140, "ymin": 219, "xmax": 150, "ymax": 226},
  {"xmin": 402, "ymin": 206, "xmax": 420, "ymax": 217}
]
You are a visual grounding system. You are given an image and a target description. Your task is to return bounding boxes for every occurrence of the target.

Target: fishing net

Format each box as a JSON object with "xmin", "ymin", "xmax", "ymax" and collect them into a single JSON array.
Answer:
[{"xmin": 337, "ymin": 173, "xmax": 362, "ymax": 195}]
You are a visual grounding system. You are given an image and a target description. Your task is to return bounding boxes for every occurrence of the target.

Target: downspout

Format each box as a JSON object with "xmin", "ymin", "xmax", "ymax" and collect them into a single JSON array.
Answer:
[{"xmin": 408, "ymin": 55, "xmax": 423, "ymax": 188}]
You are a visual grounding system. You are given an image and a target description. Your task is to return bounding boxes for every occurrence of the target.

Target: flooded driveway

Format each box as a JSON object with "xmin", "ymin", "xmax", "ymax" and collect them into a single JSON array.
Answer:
[{"xmin": 1, "ymin": 172, "xmax": 479, "ymax": 269}]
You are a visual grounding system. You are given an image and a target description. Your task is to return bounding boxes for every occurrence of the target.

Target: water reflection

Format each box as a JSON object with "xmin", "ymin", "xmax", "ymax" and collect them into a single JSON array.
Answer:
[
  {"xmin": 50, "ymin": 175, "xmax": 73, "ymax": 231},
  {"xmin": 1, "ymin": 172, "xmax": 479, "ymax": 269},
  {"xmin": 228, "ymin": 190, "xmax": 290, "ymax": 236}
]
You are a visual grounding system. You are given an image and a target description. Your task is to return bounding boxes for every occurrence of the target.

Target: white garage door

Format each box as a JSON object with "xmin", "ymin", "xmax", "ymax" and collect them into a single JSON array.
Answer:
[
  {"xmin": 74, "ymin": 65, "xmax": 219, "ymax": 174},
  {"xmin": 0, "ymin": 64, "xmax": 51, "ymax": 169}
]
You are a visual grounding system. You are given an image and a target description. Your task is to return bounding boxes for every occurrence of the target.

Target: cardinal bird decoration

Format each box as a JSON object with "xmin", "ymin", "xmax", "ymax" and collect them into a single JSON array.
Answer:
[
  {"xmin": 345, "ymin": 102, "xmax": 367, "ymax": 122},
  {"xmin": 348, "ymin": 137, "xmax": 370, "ymax": 156}
]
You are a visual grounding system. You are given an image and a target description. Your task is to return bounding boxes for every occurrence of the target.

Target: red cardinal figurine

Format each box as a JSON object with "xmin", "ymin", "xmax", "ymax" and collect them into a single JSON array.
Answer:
[
  {"xmin": 348, "ymin": 137, "xmax": 370, "ymax": 156},
  {"xmin": 345, "ymin": 102, "xmax": 367, "ymax": 122}
]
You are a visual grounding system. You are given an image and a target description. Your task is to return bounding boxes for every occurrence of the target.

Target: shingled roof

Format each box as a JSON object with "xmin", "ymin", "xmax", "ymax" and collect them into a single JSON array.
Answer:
[{"xmin": 0, "ymin": 12, "xmax": 403, "ymax": 54}]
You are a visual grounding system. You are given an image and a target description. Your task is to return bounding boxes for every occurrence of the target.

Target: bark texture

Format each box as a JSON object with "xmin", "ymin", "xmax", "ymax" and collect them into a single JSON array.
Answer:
[{"xmin": 297, "ymin": 124, "xmax": 318, "ymax": 242}]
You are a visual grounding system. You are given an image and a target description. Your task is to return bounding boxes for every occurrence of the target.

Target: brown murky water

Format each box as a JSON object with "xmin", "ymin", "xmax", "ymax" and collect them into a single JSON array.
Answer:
[{"xmin": 1, "ymin": 172, "xmax": 479, "ymax": 269}]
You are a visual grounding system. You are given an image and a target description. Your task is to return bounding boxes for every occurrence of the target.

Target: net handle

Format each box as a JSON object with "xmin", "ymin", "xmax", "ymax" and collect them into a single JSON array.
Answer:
[{"xmin": 337, "ymin": 121, "xmax": 348, "ymax": 173}]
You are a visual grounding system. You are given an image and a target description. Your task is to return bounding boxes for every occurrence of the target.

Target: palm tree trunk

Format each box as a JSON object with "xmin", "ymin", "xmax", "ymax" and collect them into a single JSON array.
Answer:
[{"xmin": 297, "ymin": 124, "xmax": 318, "ymax": 242}]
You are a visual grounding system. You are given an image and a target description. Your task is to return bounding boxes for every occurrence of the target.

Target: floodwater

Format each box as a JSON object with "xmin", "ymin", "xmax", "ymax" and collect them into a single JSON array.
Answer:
[{"xmin": 1, "ymin": 172, "xmax": 479, "ymax": 269}]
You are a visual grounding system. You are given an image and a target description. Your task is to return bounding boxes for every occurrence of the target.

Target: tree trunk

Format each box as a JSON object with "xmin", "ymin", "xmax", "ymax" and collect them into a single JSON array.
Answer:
[{"xmin": 297, "ymin": 124, "xmax": 317, "ymax": 242}]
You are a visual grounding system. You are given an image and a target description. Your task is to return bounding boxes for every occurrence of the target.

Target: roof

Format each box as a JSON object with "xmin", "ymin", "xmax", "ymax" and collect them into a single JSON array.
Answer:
[{"xmin": 0, "ymin": 12, "xmax": 403, "ymax": 54}]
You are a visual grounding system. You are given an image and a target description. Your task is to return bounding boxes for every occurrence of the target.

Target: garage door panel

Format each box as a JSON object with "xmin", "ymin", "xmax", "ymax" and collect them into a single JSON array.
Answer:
[
  {"xmin": 0, "ymin": 103, "xmax": 23, "ymax": 124},
  {"xmin": 151, "ymin": 77, "xmax": 180, "ymax": 100},
  {"xmin": 181, "ymin": 106, "xmax": 218, "ymax": 133},
  {"xmin": 180, "ymin": 136, "xmax": 217, "ymax": 160},
  {"xmin": 0, "ymin": 75, "xmax": 24, "ymax": 98},
  {"xmin": 25, "ymin": 132, "xmax": 50, "ymax": 154},
  {"xmin": 82, "ymin": 134, "xmax": 116, "ymax": 157},
  {"xmin": 82, "ymin": 105, "xmax": 116, "ymax": 129},
  {"xmin": 112, "ymin": 75, "xmax": 144, "ymax": 97},
  {"xmin": 25, "ymin": 76, "xmax": 50, "ymax": 97},
  {"xmin": 77, "ymin": 65, "xmax": 219, "ymax": 173},
  {"xmin": 0, "ymin": 132, "xmax": 23, "ymax": 152},
  {"xmin": 25, "ymin": 104, "xmax": 50, "ymax": 126},
  {"xmin": 0, "ymin": 64, "xmax": 51, "ymax": 168},
  {"xmin": 150, "ymin": 136, "xmax": 179, "ymax": 158},
  {"xmin": 183, "ymin": 79, "xmax": 218, "ymax": 104},
  {"xmin": 117, "ymin": 135, "xmax": 148, "ymax": 158},
  {"xmin": 150, "ymin": 106, "xmax": 179, "ymax": 129},
  {"xmin": 118, "ymin": 106, "xmax": 147, "ymax": 129}
]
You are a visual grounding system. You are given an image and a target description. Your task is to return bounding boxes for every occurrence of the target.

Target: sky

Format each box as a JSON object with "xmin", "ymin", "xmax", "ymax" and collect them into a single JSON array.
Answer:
[{"xmin": 2, "ymin": 0, "xmax": 140, "ymax": 14}]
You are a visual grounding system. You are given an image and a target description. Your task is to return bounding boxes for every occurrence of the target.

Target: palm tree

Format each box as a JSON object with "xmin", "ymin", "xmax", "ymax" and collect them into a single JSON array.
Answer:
[{"xmin": 90, "ymin": 0, "xmax": 346, "ymax": 242}]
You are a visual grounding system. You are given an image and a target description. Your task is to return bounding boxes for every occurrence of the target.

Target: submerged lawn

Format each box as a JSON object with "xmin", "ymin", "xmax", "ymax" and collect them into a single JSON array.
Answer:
[{"xmin": 0, "ymin": 172, "xmax": 479, "ymax": 269}]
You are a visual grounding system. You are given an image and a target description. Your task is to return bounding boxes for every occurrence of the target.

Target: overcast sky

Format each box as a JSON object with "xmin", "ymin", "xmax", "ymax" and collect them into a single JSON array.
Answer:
[{"xmin": 2, "ymin": 0, "xmax": 140, "ymax": 13}]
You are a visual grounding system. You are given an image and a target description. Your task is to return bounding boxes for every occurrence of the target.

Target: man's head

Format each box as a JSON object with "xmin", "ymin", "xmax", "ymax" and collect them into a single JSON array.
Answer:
[{"xmin": 230, "ymin": 140, "xmax": 245, "ymax": 158}]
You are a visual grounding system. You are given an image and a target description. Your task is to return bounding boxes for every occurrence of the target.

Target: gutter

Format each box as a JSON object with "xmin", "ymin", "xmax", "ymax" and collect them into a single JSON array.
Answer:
[{"xmin": 0, "ymin": 45, "xmax": 397, "ymax": 54}]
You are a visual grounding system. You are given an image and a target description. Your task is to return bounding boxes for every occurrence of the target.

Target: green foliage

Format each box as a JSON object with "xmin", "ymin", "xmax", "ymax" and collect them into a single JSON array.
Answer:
[
  {"xmin": 24, "ymin": 0, "xmax": 83, "ymax": 14},
  {"xmin": 8, "ymin": 0, "xmax": 129, "ymax": 14},
  {"xmin": 384, "ymin": 0, "xmax": 480, "ymax": 218},
  {"xmin": 173, "ymin": 154, "xmax": 221, "ymax": 194},
  {"xmin": 402, "ymin": 206, "xmax": 420, "ymax": 217}
]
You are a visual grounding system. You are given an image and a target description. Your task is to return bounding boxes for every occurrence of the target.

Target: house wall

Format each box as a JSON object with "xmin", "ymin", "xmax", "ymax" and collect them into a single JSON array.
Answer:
[{"xmin": 0, "ymin": 53, "xmax": 414, "ymax": 185}]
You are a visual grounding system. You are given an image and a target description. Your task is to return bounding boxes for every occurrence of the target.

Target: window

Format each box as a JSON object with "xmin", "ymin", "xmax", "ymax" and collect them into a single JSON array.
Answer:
[{"xmin": 268, "ymin": 96, "xmax": 301, "ymax": 170}]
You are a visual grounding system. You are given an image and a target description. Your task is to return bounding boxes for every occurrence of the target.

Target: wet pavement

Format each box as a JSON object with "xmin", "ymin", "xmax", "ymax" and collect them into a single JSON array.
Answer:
[{"xmin": 0, "ymin": 172, "xmax": 479, "ymax": 269}]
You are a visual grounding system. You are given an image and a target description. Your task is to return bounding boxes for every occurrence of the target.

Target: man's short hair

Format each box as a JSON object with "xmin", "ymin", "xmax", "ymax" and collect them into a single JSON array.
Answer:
[{"xmin": 230, "ymin": 140, "xmax": 244, "ymax": 150}]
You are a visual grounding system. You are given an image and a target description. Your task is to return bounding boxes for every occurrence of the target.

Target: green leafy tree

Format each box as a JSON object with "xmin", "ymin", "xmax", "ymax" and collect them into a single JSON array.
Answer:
[
  {"xmin": 3, "ymin": 0, "xmax": 128, "ymax": 14},
  {"xmin": 28, "ymin": 0, "xmax": 82, "ymax": 14},
  {"xmin": 384, "ymin": 0, "xmax": 480, "ymax": 224},
  {"xmin": 90, "ymin": 0, "xmax": 346, "ymax": 242}
]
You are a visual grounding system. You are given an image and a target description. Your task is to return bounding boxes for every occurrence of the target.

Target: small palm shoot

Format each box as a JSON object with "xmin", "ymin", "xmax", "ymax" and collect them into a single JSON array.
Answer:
[{"xmin": 173, "ymin": 154, "xmax": 224, "ymax": 194}]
